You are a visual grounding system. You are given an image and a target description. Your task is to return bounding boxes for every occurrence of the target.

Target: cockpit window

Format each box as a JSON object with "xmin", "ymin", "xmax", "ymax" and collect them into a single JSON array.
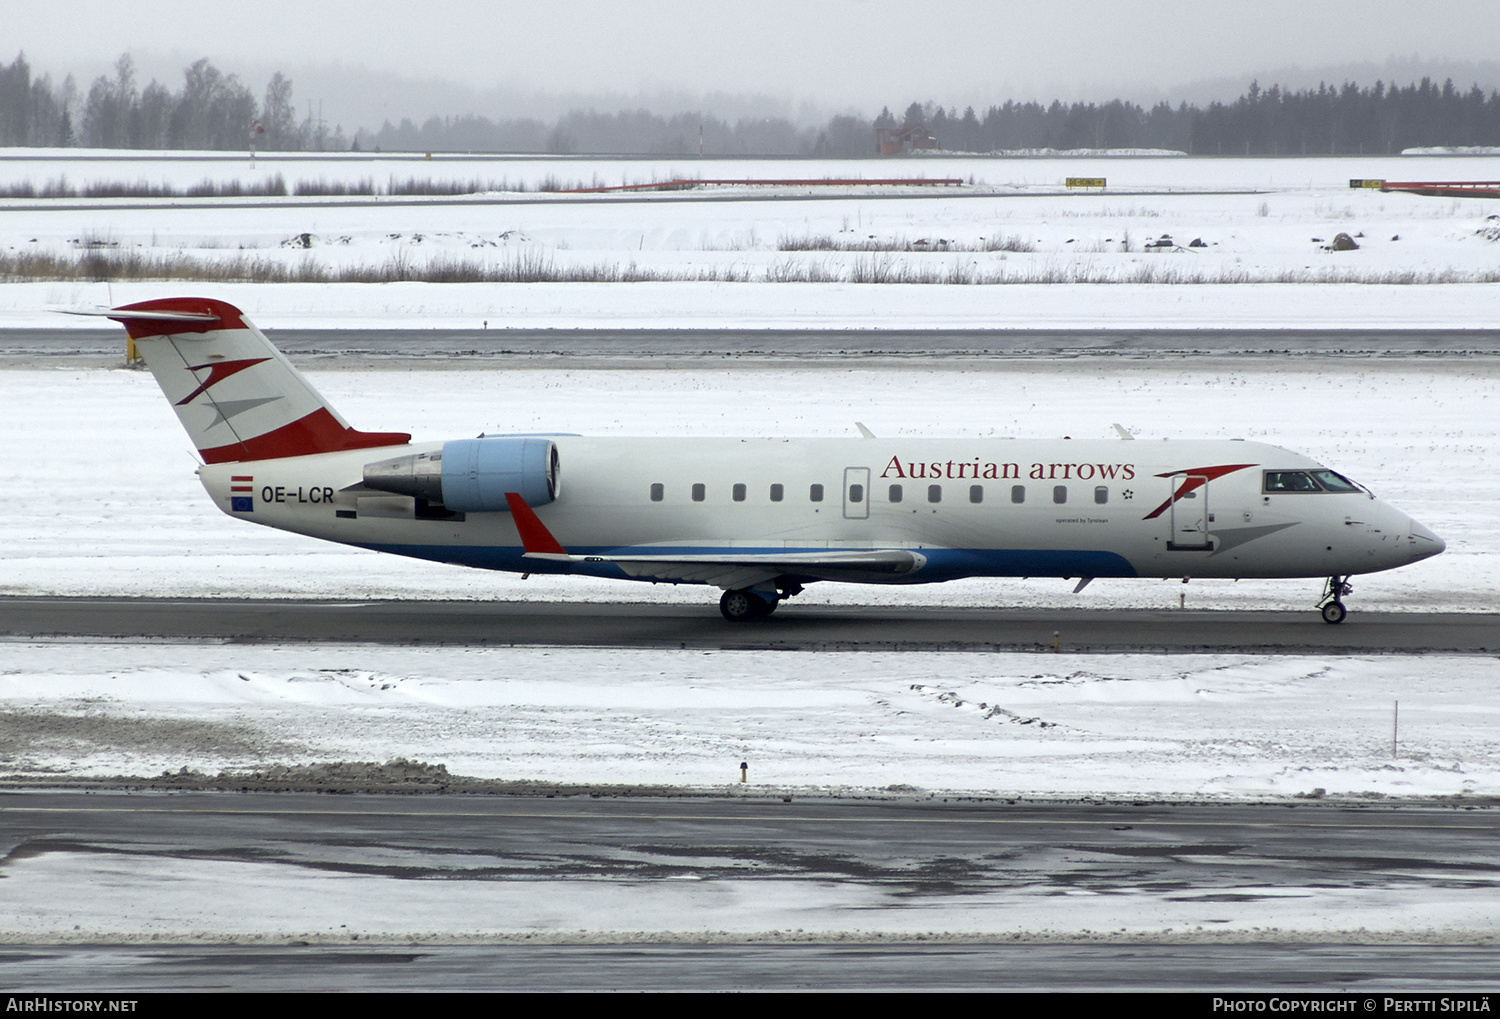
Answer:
[
  {"xmin": 1264, "ymin": 470, "xmax": 1367, "ymax": 494},
  {"xmin": 1263, "ymin": 470, "xmax": 1322, "ymax": 492},
  {"xmin": 1310, "ymin": 470, "xmax": 1363, "ymax": 493}
]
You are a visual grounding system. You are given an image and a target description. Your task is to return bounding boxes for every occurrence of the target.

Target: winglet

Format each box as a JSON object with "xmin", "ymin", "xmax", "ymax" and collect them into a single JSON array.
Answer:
[{"xmin": 505, "ymin": 492, "xmax": 568, "ymax": 555}]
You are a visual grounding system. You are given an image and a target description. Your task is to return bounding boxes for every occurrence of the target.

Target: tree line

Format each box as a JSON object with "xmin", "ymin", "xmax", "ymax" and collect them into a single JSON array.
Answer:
[
  {"xmin": 0, "ymin": 53, "xmax": 342, "ymax": 150},
  {"xmin": 882, "ymin": 80, "xmax": 1500, "ymax": 156},
  {"xmin": 2, "ymin": 50, "xmax": 1497, "ymax": 155}
]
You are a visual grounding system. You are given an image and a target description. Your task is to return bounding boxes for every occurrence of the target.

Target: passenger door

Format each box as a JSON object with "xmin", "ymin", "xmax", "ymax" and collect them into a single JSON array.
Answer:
[{"xmin": 1167, "ymin": 473, "xmax": 1213, "ymax": 551}]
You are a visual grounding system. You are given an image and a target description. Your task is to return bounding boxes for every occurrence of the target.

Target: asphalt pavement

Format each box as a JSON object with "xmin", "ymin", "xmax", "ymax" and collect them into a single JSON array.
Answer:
[
  {"xmin": 9, "ymin": 327, "xmax": 1500, "ymax": 369},
  {"xmin": 0, "ymin": 794, "xmax": 1494, "ymax": 990},
  {"xmin": 2, "ymin": 597, "xmax": 1496, "ymax": 653}
]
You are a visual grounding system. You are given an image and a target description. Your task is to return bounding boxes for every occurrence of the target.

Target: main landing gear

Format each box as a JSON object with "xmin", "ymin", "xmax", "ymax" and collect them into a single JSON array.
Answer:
[
  {"xmin": 1318, "ymin": 576, "xmax": 1353, "ymax": 624},
  {"xmin": 719, "ymin": 582, "xmax": 803, "ymax": 622},
  {"xmin": 719, "ymin": 589, "xmax": 775, "ymax": 621}
]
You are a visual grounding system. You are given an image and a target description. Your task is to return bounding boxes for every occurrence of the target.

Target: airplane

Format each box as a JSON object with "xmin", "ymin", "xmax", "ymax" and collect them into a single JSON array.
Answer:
[{"xmin": 83, "ymin": 296, "xmax": 1445, "ymax": 624}]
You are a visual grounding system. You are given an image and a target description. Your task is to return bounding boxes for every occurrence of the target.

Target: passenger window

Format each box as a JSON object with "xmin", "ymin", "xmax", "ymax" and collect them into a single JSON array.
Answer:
[
  {"xmin": 770, "ymin": 483, "xmax": 783, "ymax": 502},
  {"xmin": 732, "ymin": 483, "xmax": 746, "ymax": 502},
  {"xmin": 1094, "ymin": 486, "xmax": 1108, "ymax": 505},
  {"xmin": 1011, "ymin": 485, "xmax": 1025, "ymax": 504},
  {"xmin": 1053, "ymin": 485, "xmax": 1067, "ymax": 504},
  {"xmin": 889, "ymin": 484, "xmax": 903, "ymax": 503},
  {"xmin": 650, "ymin": 483, "xmax": 664, "ymax": 502},
  {"xmin": 809, "ymin": 484, "xmax": 824, "ymax": 502},
  {"xmin": 928, "ymin": 485, "xmax": 942, "ymax": 503},
  {"xmin": 692, "ymin": 483, "xmax": 706, "ymax": 502},
  {"xmin": 969, "ymin": 485, "xmax": 983, "ymax": 504},
  {"xmin": 849, "ymin": 484, "xmax": 864, "ymax": 503}
]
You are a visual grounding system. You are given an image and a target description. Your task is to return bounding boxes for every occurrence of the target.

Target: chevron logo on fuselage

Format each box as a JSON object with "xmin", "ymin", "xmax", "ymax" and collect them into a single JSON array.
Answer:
[{"xmin": 1141, "ymin": 463, "xmax": 1258, "ymax": 520}]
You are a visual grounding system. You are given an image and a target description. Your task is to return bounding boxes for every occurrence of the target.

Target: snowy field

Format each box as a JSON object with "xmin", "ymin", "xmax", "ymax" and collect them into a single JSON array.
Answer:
[
  {"xmin": 8, "ymin": 278, "xmax": 1498, "ymax": 333},
  {"xmin": 1, "ymin": 152, "xmax": 1498, "ymax": 332},
  {"xmin": 0, "ymin": 358, "xmax": 1484, "ymax": 611},
  {"xmin": 1, "ymin": 642, "xmax": 1494, "ymax": 800}
]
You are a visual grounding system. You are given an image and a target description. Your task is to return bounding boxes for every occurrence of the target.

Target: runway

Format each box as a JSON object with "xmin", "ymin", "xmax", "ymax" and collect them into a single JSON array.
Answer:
[
  {"xmin": 0, "ymin": 793, "xmax": 1495, "ymax": 990},
  {"xmin": 3, "ymin": 597, "xmax": 1497, "ymax": 652},
  {"xmin": 6, "ymin": 942, "xmax": 1498, "ymax": 992},
  {"xmin": 9, "ymin": 327, "xmax": 1500, "ymax": 369}
]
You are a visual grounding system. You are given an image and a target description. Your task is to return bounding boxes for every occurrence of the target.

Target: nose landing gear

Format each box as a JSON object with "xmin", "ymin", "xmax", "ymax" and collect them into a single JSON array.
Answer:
[{"xmin": 1318, "ymin": 576, "xmax": 1352, "ymax": 624}]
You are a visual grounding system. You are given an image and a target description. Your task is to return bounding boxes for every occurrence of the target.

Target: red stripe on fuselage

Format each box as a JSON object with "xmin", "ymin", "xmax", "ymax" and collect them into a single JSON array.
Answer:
[{"xmin": 197, "ymin": 407, "xmax": 410, "ymax": 464}]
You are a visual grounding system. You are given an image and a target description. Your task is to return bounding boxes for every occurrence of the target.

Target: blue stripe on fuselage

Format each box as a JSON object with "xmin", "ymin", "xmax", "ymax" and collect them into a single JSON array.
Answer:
[{"xmin": 352, "ymin": 543, "xmax": 1138, "ymax": 583}]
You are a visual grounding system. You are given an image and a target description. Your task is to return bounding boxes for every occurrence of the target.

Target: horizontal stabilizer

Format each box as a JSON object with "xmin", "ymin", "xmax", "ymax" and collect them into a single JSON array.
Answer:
[{"xmin": 65, "ymin": 308, "xmax": 219, "ymax": 323}]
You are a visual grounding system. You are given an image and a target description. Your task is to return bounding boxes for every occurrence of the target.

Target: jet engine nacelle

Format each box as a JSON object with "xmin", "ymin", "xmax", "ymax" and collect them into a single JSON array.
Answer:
[{"xmin": 362, "ymin": 437, "xmax": 559, "ymax": 512}]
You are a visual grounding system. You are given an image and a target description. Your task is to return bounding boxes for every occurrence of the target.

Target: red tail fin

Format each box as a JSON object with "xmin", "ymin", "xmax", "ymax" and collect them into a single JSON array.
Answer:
[{"xmin": 107, "ymin": 297, "xmax": 410, "ymax": 463}]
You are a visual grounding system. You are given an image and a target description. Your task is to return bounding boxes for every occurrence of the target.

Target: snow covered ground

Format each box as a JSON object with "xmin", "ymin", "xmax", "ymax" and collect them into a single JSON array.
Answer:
[
  {"xmin": 1, "ymin": 152, "xmax": 1497, "ymax": 333},
  {"xmin": 2, "ymin": 825, "xmax": 1494, "ymax": 946},
  {"xmin": 7, "ymin": 824, "xmax": 1495, "ymax": 946},
  {"xmin": 0, "ymin": 358, "xmax": 1484, "ymax": 611},
  {"xmin": 2, "ymin": 642, "xmax": 1494, "ymax": 800},
  {"xmin": 9, "ymin": 278, "xmax": 1500, "ymax": 332},
  {"xmin": 0, "ymin": 149, "xmax": 1490, "ymax": 196},
  {"xmin": 13, "ymin": 177, "xmax": 1498, "ymax": 285},
  {"xmin": 8, "ymin": 637, "xmax": 1492, "ymax": 945},
  {"xmin": 3, "ymin": 639, "xmax": 1497, "ymax": 945}
]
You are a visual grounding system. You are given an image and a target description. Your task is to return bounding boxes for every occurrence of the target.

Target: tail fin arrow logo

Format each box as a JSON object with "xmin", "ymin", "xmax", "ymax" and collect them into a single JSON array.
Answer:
[{"xmin": 176, "ymin": 358, "xmax": 271, "ymax": 406}]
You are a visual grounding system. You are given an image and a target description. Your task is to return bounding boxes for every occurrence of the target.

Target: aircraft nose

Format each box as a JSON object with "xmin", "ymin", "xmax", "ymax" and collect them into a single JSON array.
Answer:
[{"xmin": 1408, "ymin": 519, "xmax": 1446, "ymax": 561}]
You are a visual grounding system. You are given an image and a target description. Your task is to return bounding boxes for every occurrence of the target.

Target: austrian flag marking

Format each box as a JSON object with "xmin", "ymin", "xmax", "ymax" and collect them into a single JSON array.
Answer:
[{"xmin": 230, "ymin": 475, "xmax": 254, "ymax": 512}]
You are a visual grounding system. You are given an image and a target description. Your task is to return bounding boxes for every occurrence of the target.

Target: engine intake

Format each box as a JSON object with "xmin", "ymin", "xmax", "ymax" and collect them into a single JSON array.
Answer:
[{"xmin": 363, "ymin": 437, "xmax": 559, "ymax": 512}]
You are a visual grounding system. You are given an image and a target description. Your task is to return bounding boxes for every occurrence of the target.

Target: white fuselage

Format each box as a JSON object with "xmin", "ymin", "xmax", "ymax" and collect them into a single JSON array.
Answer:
[{"xmin": 199, "ymin": 436, "xmax": 1442, "ymax": 585}]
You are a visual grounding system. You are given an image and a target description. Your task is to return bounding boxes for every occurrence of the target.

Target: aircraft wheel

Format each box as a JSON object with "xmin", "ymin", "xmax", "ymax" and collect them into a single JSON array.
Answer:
[
  {"xmin": 1320, "ymin": 601, "xmax": 1347, "ymax": 625},
  {"xmin": 720, "ymin": 589, "xmax": 764, "ymax": 622}
]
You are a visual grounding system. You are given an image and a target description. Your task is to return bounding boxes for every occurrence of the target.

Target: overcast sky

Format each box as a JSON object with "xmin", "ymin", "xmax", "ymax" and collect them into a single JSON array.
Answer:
[{"xmin": 7, "ymin": 0, "xmax": 1500, "ymax": 126}]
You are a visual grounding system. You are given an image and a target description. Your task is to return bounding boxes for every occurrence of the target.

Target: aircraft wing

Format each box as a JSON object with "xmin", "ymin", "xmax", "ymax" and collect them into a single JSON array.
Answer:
[
  {"xmin": 503, "ymin": 491, "xmax": 926, "ymax": 587},
  {"xmin": 523, "ymin": 548, "xmax": 926, "ymax": 588}
]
